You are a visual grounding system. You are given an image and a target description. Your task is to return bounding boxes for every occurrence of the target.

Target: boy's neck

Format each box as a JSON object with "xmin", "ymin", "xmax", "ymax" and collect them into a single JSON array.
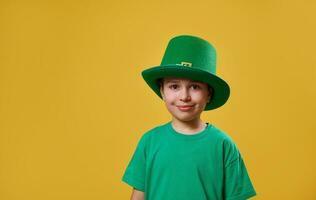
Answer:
[{"xmin": 171, "ymin": 118, "xmax": 207, "ymax": 135}]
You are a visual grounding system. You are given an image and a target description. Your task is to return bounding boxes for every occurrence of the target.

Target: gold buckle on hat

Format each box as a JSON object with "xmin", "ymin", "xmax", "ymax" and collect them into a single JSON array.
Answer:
[{"xmin": 180, "ymin": 62, "xmax": 192, "ymax": 67}]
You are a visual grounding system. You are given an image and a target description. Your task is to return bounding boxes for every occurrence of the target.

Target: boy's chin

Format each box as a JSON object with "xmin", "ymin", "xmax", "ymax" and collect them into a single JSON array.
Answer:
[{"xmin": 172, "ymin": 113, "xmax": 200, "ymax": 122}]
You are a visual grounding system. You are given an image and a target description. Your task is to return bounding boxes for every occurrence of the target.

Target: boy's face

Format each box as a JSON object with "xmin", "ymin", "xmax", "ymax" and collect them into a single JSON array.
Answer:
[{"xmin": 159, "ymin": 77, "xmax": 212, "ymax": 122}]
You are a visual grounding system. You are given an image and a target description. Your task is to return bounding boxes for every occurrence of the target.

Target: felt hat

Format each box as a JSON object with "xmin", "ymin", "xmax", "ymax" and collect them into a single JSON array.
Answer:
[{"xmin": 141, "ymin": 35, "xmax": 230, "ymax": 110}]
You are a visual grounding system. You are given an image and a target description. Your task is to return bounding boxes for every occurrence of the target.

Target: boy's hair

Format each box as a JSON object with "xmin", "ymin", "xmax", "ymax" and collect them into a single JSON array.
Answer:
[{"xmin": 157, "ymin": 78, "xmax": 213, "ymax": 97}]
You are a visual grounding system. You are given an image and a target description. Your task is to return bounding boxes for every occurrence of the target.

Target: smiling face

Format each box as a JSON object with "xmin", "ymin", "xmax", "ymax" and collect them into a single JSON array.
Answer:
[{"xmin": 159, "ymin": 77, "xmax": 212, "ymax": 123}]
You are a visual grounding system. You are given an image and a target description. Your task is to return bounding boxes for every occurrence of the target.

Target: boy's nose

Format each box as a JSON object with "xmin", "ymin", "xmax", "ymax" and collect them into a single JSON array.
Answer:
[{"xmin": 179, "ymin": 88, "xmax": 191, "ymax": 101}]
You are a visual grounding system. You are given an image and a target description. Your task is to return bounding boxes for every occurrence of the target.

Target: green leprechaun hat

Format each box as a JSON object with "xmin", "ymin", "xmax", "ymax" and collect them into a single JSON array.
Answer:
[{"xmin": 141, "ymin": 35, "xmax": 230, "ymax": 111}]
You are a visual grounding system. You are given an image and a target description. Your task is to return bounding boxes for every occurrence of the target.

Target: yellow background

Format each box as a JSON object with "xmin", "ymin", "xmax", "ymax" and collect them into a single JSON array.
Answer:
[{"xmin": 1, "ymin": 0, "xmax": 315, "ymax": 199}]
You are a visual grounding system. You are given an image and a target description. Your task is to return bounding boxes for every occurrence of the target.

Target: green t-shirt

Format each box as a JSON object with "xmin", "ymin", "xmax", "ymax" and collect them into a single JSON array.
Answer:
[{"xmin": 122, "ymin": 121, "xmax": 257, "ymax": 200}]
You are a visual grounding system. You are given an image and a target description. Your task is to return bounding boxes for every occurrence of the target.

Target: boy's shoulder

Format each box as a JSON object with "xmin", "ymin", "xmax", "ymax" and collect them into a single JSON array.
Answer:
[
  {"xmin": 139, "ymin": 122, "xmax": 168, "ymax": 140},
  {"xmin": 209, "ymin": 124, "xmax": 235, "ymax": 142}
]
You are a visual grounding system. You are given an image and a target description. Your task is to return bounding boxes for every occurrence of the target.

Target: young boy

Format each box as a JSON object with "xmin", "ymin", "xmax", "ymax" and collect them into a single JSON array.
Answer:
[{"xmin": 121, "ymin": 35, "xmax": 257, "ymax": 200}]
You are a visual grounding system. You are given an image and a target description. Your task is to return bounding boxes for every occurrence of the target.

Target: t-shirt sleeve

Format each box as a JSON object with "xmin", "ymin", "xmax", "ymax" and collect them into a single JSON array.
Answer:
[
  {"xmin": 121, "ymin": 134, "xmax": 147, "ymax": 192},
  {"xmin": 223, "ymin": 138, "xmax": 257, "ymax": 200}
]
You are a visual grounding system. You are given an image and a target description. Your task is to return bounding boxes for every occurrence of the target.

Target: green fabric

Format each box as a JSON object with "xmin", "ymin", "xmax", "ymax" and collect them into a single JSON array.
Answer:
[
  {"xmin": 122, "ymin": 121, "xmax": 257, "ymax": 200},
  {"xmin": 160, "ymin": 35, "xmax": 217, "ymax": 74}
]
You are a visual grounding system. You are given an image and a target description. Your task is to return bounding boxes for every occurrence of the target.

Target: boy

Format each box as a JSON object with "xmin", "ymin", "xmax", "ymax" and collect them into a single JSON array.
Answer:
[{"xmin": 121, "ymin": 35, "xmax": 257, "ymax": 200}]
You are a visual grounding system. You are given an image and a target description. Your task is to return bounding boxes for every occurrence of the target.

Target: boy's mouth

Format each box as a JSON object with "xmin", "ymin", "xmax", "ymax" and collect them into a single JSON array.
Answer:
[{"xmin": 177, "ymin": 105, "xmax": 194, "ymax": 111}]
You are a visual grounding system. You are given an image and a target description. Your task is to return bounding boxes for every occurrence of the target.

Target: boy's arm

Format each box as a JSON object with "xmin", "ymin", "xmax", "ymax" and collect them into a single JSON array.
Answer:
[{"xmin": 130, "ymin": 188, "xmax": 144, "ymax": 200}]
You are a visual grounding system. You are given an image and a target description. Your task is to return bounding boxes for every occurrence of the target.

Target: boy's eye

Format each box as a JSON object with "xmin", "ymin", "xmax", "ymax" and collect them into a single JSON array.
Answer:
[
  {"xmin": 169, "ymin": 84, "xmax": 178, "ymax": 89},
  {"xmin": 191, "ymin": 84, "xmax": 200, "ymax": 89},
  {"xmin": 169, "ymin": 84, "xmax": 200, "ymax": 90}
]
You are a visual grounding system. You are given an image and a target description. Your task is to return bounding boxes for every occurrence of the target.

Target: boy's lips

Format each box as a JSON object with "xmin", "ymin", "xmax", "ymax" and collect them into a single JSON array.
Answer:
[
  {"xmin": 176, "ymin": 105, "xmax": 194, "ymax": 111},
  {"xmin": 177, "ymin": 105, "xmax": 194, "ymax": 108}
]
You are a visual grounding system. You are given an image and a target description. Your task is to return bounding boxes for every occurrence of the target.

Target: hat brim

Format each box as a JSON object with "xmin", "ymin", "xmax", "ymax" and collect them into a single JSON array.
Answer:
[{"xmin": 141, "ymin": 65, "xmax": 230, "ymax": 110}]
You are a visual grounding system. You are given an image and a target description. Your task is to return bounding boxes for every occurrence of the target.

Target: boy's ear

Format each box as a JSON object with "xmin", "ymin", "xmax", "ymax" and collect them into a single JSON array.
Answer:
[
  {"xmin": 207, "ymin": 96, "xmax": 211, "ymax": 103},
  {"xmin": 207, "ymin": 86, "xmax": 212, "ymax": 102},
  {"xmin": 160, "ymin": 85, "xmax": 165, "ymax": 100}
]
